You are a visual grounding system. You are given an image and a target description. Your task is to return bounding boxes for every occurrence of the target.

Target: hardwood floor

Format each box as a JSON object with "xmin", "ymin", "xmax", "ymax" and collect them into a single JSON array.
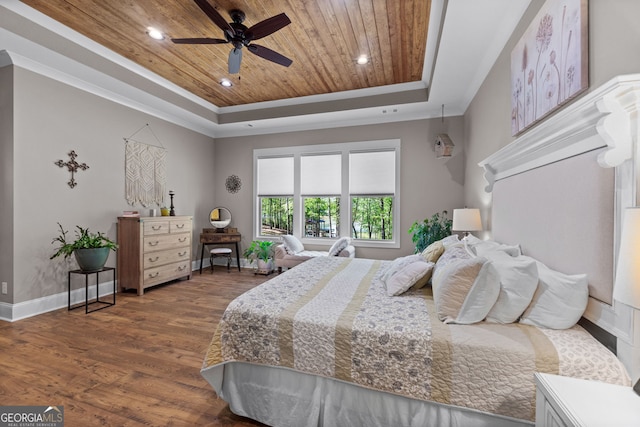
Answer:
[{"xmin": 0, "ymin": 268, "xmax": 272, "ymax": 426}]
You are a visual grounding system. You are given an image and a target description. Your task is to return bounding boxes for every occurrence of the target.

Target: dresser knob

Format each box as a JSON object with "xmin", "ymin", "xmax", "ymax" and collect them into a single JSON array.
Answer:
[
  {"xmin": 179, "ymin": 237, "xmax": 187, "ymax": 242},
  {"xmin": 148, "ymin": 241, "xmax": 159, "ymax": 246},
  {"xmin": 178, "ymin": 251, "xmax": 187, "ymax": 257},
  {"xmin": 178, "ymin": 265, "xmax": 186, "ymax": 271},
  {"xmin": 152, "ymin": 225, "xmax": 162, "ymax": 230},
  {"xmin": 148, "ymin": 256, "xmax": 159, "ymax": 262},
  {"xmin": 148, "ymin": 272, "xmax": 160, "ymax": 278}
]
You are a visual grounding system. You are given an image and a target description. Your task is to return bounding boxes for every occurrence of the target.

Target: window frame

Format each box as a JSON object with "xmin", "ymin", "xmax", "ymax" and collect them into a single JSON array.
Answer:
[{"xmin": 253, "ymin": 139, "xmax": 401, "ymax": 249}]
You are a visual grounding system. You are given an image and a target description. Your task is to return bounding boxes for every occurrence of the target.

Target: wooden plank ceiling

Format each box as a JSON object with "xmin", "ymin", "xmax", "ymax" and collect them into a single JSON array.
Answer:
[{"xmin": 21, "ymin": 0, "xmax": 430, "ymax": 108}]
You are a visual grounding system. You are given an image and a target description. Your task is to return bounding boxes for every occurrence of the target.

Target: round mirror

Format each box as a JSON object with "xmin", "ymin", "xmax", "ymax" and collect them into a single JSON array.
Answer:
[{"xmin": 209, "ymin": 207, "xmax": 231, "ymax": 230}]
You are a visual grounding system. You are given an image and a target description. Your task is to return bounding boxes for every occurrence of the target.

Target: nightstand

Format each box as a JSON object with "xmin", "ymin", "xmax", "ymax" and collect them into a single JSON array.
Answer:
[{"xmin": 535, "ymin": 373, "xmax": 640, "ymax": 427}]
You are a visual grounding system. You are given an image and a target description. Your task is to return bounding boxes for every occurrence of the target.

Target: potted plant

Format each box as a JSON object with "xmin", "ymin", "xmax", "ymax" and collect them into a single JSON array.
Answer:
[
  {"xmin": 243, "ymin": 240, "xmax": 275, "ymax": 275},
  {"xmin": 408, "ymin": 210, "xmax": 452, "ymax": 253},
  {"xmin": 50, "ymin": 222, "xmax": 118, "ymax": 272}
]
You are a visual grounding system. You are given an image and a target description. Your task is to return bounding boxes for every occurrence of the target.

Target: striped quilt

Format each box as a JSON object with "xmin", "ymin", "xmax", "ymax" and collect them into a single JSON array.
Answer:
[{"xmin": 202, "ymin": 256, "xmax": 629, "ymax": 421}]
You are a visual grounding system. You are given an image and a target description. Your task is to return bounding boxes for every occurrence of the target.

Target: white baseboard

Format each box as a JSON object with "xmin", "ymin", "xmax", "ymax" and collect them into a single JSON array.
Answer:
[
  {"xmin": 0, "ymin": 260, "xmax": 251, "ymax": 322},
  {"xmin": 0, "ymin": 279, "xmax": 116, "ymax": 322}
]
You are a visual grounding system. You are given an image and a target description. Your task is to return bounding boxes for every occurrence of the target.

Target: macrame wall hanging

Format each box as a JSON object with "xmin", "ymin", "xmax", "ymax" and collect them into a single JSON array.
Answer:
[{"xmin": 123, "ymin": 124, "xmax": 167, "ymax": 207}]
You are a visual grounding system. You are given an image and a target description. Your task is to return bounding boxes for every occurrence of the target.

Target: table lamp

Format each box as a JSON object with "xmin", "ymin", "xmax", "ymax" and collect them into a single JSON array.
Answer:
[
  {"xmin": 613, "ymin": 207, "xmax": 640, "ymax": 395},
  {"xmin": 452, "ymin": 208, "xmax": 482, "ymax": 237}
]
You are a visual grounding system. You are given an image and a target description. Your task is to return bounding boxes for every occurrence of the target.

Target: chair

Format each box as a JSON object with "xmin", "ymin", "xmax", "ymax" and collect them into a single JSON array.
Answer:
[
  {"xmin": 210, "ymin": 247, "xmax": 232, "ymax": 273},
  {"xmin": 274, "ymin": 236, "xmax": 355, "ymax": 273}
]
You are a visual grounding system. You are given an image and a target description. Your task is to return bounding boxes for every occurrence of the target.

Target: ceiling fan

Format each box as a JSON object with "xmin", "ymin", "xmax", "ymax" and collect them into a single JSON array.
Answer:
[{"xmin": 172, "ymin": 0, "xmax": 293, "ymax": 74}]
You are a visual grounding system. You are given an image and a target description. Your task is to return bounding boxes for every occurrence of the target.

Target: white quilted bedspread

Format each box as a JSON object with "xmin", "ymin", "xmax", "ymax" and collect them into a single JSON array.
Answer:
[{"xmin": 203, "ymin": 257, "xmax": 630, "ymax": 421}]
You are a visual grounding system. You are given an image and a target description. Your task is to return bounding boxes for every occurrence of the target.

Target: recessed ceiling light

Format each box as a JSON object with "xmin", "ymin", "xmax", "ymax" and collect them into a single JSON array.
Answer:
[
  {"xmin": 220, "ymin": 78, "xmax": 233, "ymax": 87},
  {"xmin": 356, "ymin": 54, "xmax": 369, "ymax": 65},
  {"xmin": 146, "ymin": 27, "xmax": 165, "ymax": 40}
]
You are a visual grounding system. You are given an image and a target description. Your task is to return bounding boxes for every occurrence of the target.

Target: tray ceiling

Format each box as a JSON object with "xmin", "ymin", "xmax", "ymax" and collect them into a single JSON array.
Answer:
[
  {"xmin": 1, "ymin": 0, "xmax": 531, "ymax": 137},
  {"xmin": 21, "ymin": 0, "xmax": 430, "ymax": 108}
]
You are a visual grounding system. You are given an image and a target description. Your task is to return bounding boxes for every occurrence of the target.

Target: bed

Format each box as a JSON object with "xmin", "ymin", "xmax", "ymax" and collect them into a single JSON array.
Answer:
[
  {"xmin": 201, "ymin": 75, "xmax": 640, "ymax": 426},
  {"xmin": 202, "ymin": 254, "xmax": 629, "ymax": 426}
]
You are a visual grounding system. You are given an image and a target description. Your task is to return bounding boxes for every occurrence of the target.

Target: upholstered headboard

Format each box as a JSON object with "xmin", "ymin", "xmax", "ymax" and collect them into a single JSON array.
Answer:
[
  {"xmin": 492, "ymin": 148, "xmax": 614, "ymax": 304},
  {"xmin": 478, "ymin": 74, "xmax": 640, "ymax": 381}
]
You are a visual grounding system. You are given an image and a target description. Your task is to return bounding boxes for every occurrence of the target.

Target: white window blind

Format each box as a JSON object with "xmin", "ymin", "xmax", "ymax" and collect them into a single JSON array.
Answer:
[
  {"xmin": 257, "ymin": 156, "xmax": 294, "ymax": 196},
  {"xmin": 349, "ymin": 150, "xmax": 395, "ymax": 195},
  {"xmin": 300, "ymin": 154, "xmax": 341, "ymax": 195}
]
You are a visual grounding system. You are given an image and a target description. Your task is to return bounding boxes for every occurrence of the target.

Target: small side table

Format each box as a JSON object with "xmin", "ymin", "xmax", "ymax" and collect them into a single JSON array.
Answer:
[
  {"xmin": 535, "ymin": 372, "xmax": 640, "ymax": 427},
  {"xmin": 68, "ymin": 267, "xmax": 116, "ymax": 314}
]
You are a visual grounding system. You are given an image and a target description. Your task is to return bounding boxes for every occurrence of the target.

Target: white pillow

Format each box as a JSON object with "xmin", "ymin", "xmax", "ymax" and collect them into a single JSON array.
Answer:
[
  {"xmin": 433, "ymin": 245, "xmax": 472, "ymax": 277},
  {"xmin": 519, "ymin": 262, "xmax": 588, "ymax": 329},
  {"xmin": 328, "ymin": 237, "xmax": 351, "ymax": 256},
  {"xmin": 440, "ymin": 234, "xmax": 460, "ymax": 249},
  {"xmin": 385, "ymin": 261, "xmax": 434, "ymax": 296},
  {"xmin": 282, "ymin": 235, "xmax": 304, "ymax": 254},
  {"xmin": 382, "ymin": 254, "xmax": 424, "ymax": 283},
  {"xmin": 474, "ymin": 240, "xmax": 521, "ymax": 257},
  {"xmin": 432, "ymin": 256, "xmax": 500, "ymax": 324},
  {"xmin": 485, "ymin": 252, "xmax": 539, "ymax": 324}
]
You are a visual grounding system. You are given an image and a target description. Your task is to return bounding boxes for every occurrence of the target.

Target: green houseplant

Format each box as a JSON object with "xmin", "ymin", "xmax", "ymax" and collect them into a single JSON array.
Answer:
[
  {"xmin": 243, "ymin": 240, "xmax": 275, "ymax": 275},
  {"xmin": 408, "ymin": 210, "xmax": 452, "ymax": 253},
  {"xmin": 51, "ymin": 222, "xmax": 118, "ymax": 272}
]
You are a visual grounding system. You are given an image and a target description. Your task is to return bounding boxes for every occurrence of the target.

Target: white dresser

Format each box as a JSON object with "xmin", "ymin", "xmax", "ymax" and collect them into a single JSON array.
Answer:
[
  {"xmin": 117, "ymin": 216, "xmax": 192, "ymax": 295},
  {"xmin": 535, "ymin": 373, "xmax": 640, "ymax": 427}
]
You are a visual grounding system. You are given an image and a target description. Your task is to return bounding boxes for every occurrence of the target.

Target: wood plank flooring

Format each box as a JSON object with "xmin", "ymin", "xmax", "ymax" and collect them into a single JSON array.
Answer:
[{"xmin": 0, "ymin": 268, "xmax": 272, "ymax": 426}]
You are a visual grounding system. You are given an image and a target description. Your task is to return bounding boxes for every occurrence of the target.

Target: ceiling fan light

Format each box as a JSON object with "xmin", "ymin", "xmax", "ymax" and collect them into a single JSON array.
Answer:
[
  {"xmin": 146, "ymin": 27, "xmax": 165, "ymax": 40},
  {"xmin": 356, "ymin": 55, "xmax": 369, "ymax": 65},
  {"xmin": 220, "ymin": 78, "xmax": 233, "ymax": 87}
]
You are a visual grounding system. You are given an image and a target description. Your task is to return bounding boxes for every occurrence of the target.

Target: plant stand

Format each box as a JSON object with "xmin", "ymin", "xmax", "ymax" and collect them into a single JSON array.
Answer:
[
  {"xmin": 254, "ymin": 259, "xmax": 274, "ymax": 276},
  {"xmin": 68, "ymin": 267, "xmax": 116, "ymax": 314}
]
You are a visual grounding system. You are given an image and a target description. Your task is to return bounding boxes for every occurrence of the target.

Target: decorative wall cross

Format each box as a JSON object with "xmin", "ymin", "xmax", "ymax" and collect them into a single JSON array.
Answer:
[{"xmin": 55, "ymin": 150, "xmax": 89, "ymax": 188}]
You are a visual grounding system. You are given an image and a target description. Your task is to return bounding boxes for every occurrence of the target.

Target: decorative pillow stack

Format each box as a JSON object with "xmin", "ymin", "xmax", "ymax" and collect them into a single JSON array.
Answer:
[{"xmin": 424, "ymin": 235, "xmax": 589, "ymax": 329}]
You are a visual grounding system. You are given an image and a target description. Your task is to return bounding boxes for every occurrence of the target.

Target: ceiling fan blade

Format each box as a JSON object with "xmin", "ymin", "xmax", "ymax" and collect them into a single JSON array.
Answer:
[
  {"xmin": 247, "ymin": 44, "xmax": 292, "ymax": 67},
  {"xmin": 193, "ymin": 0, "xmax": 234, "ymax": 37},
  {"xmin": 245, "ymin": 13, "xmax": 291, "ymax": 41},
  {"xmin": 171, "ymin": 37, "xmax": 228, "ymax": 44},
  {"xmin": 228, "ymin": 48, "xmax": 242, "ymax": 74}
]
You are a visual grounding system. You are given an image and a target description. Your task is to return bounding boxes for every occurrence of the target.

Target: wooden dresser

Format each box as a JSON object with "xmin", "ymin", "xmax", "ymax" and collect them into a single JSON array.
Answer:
[{"xmin": 117, "ymin": 216, "xmax": 193, "ymax": 295}]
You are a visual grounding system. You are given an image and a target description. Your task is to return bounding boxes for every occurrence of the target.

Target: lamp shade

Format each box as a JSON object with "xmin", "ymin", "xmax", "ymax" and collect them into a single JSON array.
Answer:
[
  {"xmin": 452, "ymin": 208, "xmax": 482, "ymax": 232},
  {"xmin": 613, "ymin": 207, "xmax": 640, "ymax": 309}
]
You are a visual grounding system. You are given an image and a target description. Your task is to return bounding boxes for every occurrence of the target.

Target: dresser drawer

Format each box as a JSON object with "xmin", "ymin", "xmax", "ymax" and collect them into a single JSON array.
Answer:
[
  {"xmin": 143, "ymin": 261, "xmax": 191, "ymax": 287},
  {"xmin": 170, "ymin": 219, "xmax": 191, "ymax": 233},
  {"xmin": 143, "ymin": 247, "xmax": 191, "ymax": 269},
  {"xmin": 144, "ymin": 233, "xmax": 191, "ymax": 251},
  {"xmin": 200, "ymin": 233, "xmax": 241, "ymax": 243},
  {"xmin": 143, "ymin": 220, "xmax": 170, "ymax": 235}
]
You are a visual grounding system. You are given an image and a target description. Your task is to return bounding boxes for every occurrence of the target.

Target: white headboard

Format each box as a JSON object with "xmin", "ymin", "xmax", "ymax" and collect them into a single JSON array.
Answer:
[
  {"xmin": 479, "ymin": 74, "xmax": 640, "ymax": 381},
  {"xmin": 492, "ymin": 148, "xmax": 614, "ymax": 304}
]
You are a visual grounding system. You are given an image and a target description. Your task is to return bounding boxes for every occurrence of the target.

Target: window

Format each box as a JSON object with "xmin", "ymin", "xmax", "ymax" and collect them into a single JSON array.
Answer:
[
  {"xmin": 349, "ymin": 151, "xmax": 395, "ymax": 241},
  {"xmin": 301, "ymin": 154, "xmax": 341, "ymax": 238},
  {"xmin": 254, "ymin": 140, "xmax": 400, "ymax": 248},
  {"xmin": 257, "ymin": 157, "xmax": 293, "ymax": 236}
]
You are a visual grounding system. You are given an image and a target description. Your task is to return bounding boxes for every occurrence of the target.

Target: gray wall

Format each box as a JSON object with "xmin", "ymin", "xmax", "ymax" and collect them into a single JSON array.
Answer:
[
  {"xmin": 0, "ymin": 65, "xmax": 13, "ymax": 304},
  {"xmin": 214, "ymin": 117, "xmax": 465, "ymax": 260},
  {"xmin": 464, "ymin": 0, "xmax": 640, "ymax": 233},
  {"xmin": 6, "ymin": 66, "xmax": 216, "ymax": 304}
]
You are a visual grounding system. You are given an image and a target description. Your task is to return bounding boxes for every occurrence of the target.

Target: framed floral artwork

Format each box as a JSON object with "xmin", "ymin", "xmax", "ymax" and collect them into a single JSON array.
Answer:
[{"xmin": 510, "ymin": 0, "xmax": 588, "ymax": 135}]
